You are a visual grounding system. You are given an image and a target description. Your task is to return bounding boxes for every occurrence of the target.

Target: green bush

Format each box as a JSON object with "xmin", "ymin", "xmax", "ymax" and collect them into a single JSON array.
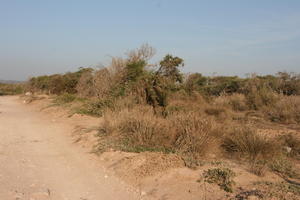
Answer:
[{"xmin": 203, "ymin": 168, "xmax": 236, "ymax": 192}]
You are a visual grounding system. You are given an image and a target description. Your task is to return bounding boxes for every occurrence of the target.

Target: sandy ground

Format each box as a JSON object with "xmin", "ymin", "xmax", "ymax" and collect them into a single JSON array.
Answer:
[{"xmin": 0, "ymin": 96, "xmax": 141, "ymax": 200}]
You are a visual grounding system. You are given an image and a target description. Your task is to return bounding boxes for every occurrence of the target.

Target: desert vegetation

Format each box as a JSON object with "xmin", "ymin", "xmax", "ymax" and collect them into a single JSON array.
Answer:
[
  {"xmin": 0, "ymin": 82, "xmax": 24, "ymax": 96},
  {"xmin": 20, "ymin": 45, "xmax": 300, "ymax": 193}
]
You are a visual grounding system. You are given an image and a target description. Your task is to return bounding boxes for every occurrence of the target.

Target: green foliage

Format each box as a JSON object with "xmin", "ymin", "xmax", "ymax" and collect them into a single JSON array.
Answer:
[
  {"xmin": 158, "ymin": 54, "xmax": 184, "ymax": 83},
  {"xmin": 203, "ymin": 168, "xmax": 236, "ymax": 192},
  {"xmin": 26, "ymin": 45, "xmax": 300, "ymax": 125},
  {"xmin": 184, "ymin": 73, "xmax": 208, "ymax": 94},
  {"xmin": 144, "ymin": 54, "xmax": 184, "ymax": 112},
  {"xmin": 203, "ymin": 76, "xmax": 244, "ymax": 96},
  {"xmin": 28, "ymin": 67, "xmax": 91, "ymax": 95},
  {"xmin": 126, "ymin": 60, "xmax": 147, "ymax": 83}
]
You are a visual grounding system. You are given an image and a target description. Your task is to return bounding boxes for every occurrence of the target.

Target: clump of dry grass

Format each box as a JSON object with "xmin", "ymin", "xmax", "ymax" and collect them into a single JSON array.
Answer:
[
  {"xmin": 249, "ymin": 160, "xmax": 268, "ymax": 176},
  {"xmin": 269, "ymin": 156, "xmax": 299, "ymax": 178},
  {"xmin": 214, "ymin": 94, "xmax": 248, "ymax": 112},
  {"xmin": 96, "ymin": 105, "xmax": 220, "ymax": 165},
  {"xmin": 279, "ymin": 134, "xmax": 300, "ymax": 159},
  {"xmin": 222, "ymin": 126, "xmax": 280, "ymax": 161},
  {"xmin": 117, "ymin": 107, "xmax": 172, "ymax": 152},
  {"xmin": 263, "ymin": 95, "xmax": 300, "ymax": 123},
  {"xmin": 170, "ymin": 113, "xmax": 218, "ymax": 157}
]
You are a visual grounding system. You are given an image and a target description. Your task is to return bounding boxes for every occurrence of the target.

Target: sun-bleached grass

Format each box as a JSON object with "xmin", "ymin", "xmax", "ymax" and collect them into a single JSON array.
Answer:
[{"xmin": 222, "ymin": 126, "xmax": 280, "ymax": 161}]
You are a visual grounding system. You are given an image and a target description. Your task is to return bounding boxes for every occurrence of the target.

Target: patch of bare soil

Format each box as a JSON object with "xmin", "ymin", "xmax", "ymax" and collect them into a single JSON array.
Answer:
[{"xmin": 101, "ymin": 151, "xmax": 184, "ymax": 182}]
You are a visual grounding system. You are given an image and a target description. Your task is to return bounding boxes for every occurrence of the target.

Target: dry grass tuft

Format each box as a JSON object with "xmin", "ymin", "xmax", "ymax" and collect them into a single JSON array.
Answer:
[
  {"xmin": 95, "ymin": 106, "xmax": 220, "ymax": 166},
  {"xmin": 170, "ymin": 113, "xmax": 218, "ymax": 157},
  {"xmin": 264, "ymin": 95, "xmax": 300, "ymax": 123},
  {"xmin": 214, "ymin": 94, "xmax": 248, "ymax": 112},
  {"xmin": 279, "ymin": 134, "xmax": 300, "ymax": 159},
  {"xmin": 222, "ymin": 126, "xmax": 280, "ymax": 161}
]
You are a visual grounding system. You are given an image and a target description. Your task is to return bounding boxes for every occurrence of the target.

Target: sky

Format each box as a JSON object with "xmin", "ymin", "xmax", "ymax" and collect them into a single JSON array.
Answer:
[{"xmin": 0, "ymin": 0, "xmax": 300, "ymax": 81}]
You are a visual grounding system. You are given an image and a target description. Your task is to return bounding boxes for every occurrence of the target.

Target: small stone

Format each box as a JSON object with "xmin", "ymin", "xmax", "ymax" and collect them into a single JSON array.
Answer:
[{"xmin": 285, "ymin": 146, "xmax": 292, "ymax": 153}]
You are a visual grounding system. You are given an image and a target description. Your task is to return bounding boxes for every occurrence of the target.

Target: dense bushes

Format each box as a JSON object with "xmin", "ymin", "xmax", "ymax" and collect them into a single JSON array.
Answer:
[
  {"xmin": 27, "ymin": 45, "xmax": 300, "ymax": 122},
  {"xmin": 28, "ymin": 68, "xmax": 91, "ymax": 95},
  {"xmin": 0, "ymin": 83, "xmax": 24, "ymax": 95}
]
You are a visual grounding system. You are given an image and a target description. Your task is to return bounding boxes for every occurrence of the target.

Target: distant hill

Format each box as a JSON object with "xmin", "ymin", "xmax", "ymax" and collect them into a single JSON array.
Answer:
[{"xmin": 0, "ymin": 80, "xmax": 23, "ymax": 84}]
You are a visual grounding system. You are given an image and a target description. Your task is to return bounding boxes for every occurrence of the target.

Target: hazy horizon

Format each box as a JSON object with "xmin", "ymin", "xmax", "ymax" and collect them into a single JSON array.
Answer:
[{"xmin": 1, "ymin": 0, "xmax": 300, "ymax": 81}]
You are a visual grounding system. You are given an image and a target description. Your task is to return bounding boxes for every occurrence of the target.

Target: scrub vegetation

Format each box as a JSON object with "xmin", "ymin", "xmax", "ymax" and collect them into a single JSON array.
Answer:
[
  {"xmin": 21, "ymin": 45, "xmax": 300, "ymax": 185},
  {"xmin": 0, "ymin": 83, "xmax": 24, "ymax": 96}
]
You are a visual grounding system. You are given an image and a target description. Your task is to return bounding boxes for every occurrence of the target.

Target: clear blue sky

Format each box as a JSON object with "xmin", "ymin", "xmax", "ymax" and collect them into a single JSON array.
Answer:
[{"xmin": 1, "ymin": 0, "xmax": 300, "ymax": 80}]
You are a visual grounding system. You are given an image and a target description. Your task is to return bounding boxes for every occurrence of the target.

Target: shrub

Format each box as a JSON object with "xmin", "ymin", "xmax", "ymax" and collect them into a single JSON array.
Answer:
[
  {"xmin": 275, "ymin": 72, "xmax": 300, "ymax": 95},
  {"xmin": 200, "ymin": 76, "xmax": 244, "ymax": 96},
  {"xmin": 117, "ymin": 108, "xmax": 171, "ymax": 151},
  {"xmin": 170, "ymin": 113, "xmax": 218, "ymax": 158},
  {"xmin": 226, "ymin": 94, "xmax": 248, "ymax": 111},
  {"xmin": 28, "ymin": 68, "xmax": 90, "ymax": 95},
  {"xmin": 95, "ymin": 106, "xmax": 218, "ymax": 163},
  {"xmin": 222, "ymin": 127, "xmax": 279, "ymax": 161},
  {"xmin": 264, "ymin": 95, "xmax": 300, "ymax": 123},
  {"xmin": 203, "ymin": 168, "xmax": 236, "ymax": 192},
  {"xmin": 246, "ymin": 87, "xmax": 278, "ymax": 110},
  {"xmin": 184, "ymin": 73, "xmax": 207, "ymax": 94},
  {"xmin": 76, "ymin": 68, "xmax": 95, "ymax": 97},
  {"xmin": 0, "ymin": 83, "xmax": 24, "ymax": 95}
]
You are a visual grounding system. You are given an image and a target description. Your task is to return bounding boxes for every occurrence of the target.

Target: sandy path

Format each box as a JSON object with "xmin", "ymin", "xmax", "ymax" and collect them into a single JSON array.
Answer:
[{"xmin": 0, "ymin": 96, "xmax": 140, "ymax": 200}]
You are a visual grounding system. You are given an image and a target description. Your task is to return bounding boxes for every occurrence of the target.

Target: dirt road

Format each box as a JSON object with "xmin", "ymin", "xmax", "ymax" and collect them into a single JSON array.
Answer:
[{"xmin": 0, "ymin": 96, "xmax": 140, "ymax": 200}]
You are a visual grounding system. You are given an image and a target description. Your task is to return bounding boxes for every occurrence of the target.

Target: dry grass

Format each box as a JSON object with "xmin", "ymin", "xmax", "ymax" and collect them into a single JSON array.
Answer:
[
  {"xmin": 0, "ymin": 83, "xmax": 24, "ymax": 95},
  {"xmin": 95, "ymin": 105, "xmax": 220, "ymax": 165},
  {"xmin": 222, "ymin": 126, "xmax": 280, "ymax": 161},
  {"xmin": 269, "ymin": 156, "xmax": 299, "ymax": 178},
  {"xmin": 117, "ymin": 107, "xmax": 172, "ymax": 152},
  {"xmin": 169, "ymin": 113, "xmax": 218, "ymax": 157},
  {"xmin": 279, "ymin": 134, "xmax": 300, "ymax": 159},
  {"xmin": 263, "ymin": 95, "xmax": 300, "ymax": 123},
  {"xmin": 213, "ymin": 94, "xmax": 248, "ymax": 112}
]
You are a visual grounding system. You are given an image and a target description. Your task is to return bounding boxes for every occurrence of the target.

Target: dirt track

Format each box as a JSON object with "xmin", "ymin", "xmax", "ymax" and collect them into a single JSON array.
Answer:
[{"xmin": 0, "ymin": 96, "xmax": 139, "ymax": 200}]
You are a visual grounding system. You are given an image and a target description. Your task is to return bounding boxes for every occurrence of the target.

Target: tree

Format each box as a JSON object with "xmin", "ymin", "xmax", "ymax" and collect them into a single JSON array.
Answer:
[
  {"xmin": 157, "ymin": 54, "xmax": 184, "ymax": 83},
  {"xmin": 144, "ymin": 54, "xmax": 184, "ymax": 114}
]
